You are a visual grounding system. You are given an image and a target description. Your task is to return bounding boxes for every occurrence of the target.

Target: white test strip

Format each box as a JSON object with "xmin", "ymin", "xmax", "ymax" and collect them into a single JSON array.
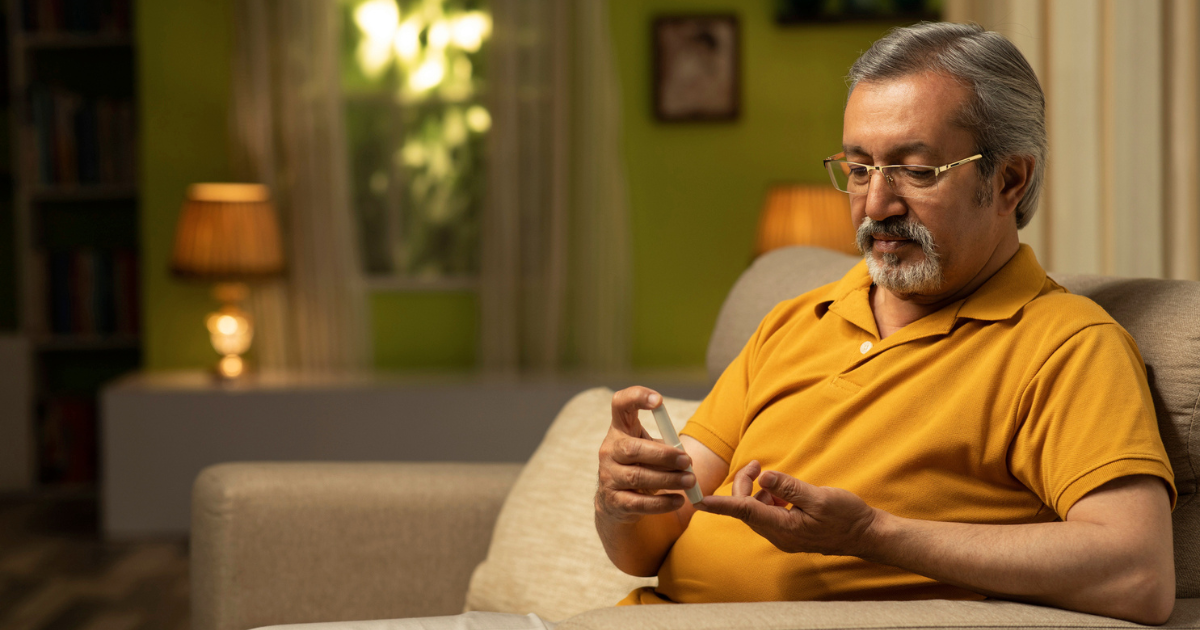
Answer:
[{"xmin": 651, "ymin": 404, "xmax": 704, "ymax": 504}]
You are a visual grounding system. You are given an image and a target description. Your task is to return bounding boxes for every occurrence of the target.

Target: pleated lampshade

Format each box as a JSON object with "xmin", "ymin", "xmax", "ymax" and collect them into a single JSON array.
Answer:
[
  {"xmin": 754, "ymin": 184, "xmax": 859, "ymax": 257},
  {"xmin": 171, "ymin": 183, "xmax": 285, "ymax": 280}
]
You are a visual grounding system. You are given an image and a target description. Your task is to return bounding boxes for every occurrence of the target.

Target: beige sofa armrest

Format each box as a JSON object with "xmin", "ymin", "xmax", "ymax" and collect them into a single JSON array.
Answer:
[
  {"xmin": 191, "ymin": 461, "xmax": 523, "ymax": 630},
  {"xmin": 557, "ymin": 598, "xmax": 1200, "ymax": 630}
]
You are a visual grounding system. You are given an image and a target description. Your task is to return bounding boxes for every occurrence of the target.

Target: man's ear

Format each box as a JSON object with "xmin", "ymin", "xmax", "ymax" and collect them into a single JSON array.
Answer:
[{"xmin": 996, "ymin": 155, "xmax": 1034, "ymax": 217}]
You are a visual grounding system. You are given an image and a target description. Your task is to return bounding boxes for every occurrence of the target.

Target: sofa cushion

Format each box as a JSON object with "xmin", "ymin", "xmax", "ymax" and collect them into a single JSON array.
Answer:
[
  {"xmin": 556, "ymin": 598, "xmax": 1200, "ymax": 630},
  {"xmin": 465, "ymin": 388, "xmax": 702, "ymax": 621}
]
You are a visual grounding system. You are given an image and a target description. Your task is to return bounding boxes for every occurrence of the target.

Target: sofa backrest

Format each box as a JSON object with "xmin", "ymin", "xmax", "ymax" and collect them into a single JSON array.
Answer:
[
  {"xmin": 707, "ymin": 246, "xmax": 861, "ymax": 383},
  {"xmin": 705, "ymin": 245, "xmax": 1200, "ymax": 597}
]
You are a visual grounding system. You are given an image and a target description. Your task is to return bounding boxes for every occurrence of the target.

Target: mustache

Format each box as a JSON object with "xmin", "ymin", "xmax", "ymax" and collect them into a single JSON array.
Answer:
[{"xmin": 855, "ymin": 216, "xmax": 937, "ymax": 256}]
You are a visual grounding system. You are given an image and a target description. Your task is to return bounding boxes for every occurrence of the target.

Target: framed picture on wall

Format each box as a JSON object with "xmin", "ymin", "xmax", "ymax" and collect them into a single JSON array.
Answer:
[
  {"xmin": 775, "ymin": 0, "xmax": 940, "ymax": 23},
  {"xmin": 653, "ymin": 15, "xmax": 740, "ymax": 122}
]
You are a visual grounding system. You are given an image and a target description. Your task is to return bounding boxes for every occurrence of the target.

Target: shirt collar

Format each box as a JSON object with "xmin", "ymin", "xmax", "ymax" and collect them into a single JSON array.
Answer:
[
  {"xmin": 955, "ymin": 244, "xmax": 1047, "ymax": 321},
  {"xmin": 816, "ymin": 244, "xmax": 1048, "ymax": 335},
  {"xmin": 816, "ymin": 259, "xmax": 876, "ymax": 335}
]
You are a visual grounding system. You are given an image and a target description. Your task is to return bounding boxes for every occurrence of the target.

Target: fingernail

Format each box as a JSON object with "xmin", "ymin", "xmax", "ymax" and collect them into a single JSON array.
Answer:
[
  {"xmin": 676, "ymin": 455, "xmax": 691, "ymax": 468},
  {"xmin": 681, "ymin": 473, "xmax": 695, "ymax": 486}
]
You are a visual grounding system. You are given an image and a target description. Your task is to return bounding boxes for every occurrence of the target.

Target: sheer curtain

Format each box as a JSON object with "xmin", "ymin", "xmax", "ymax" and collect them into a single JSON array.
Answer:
[
  {"xmin": 481, "ymin": 0, "xmax": 632, "ymax": 373},
  {"xmin": 946, "ymin": 0, "xmax": 1200, "ymax": 280},
  {"xmin": 230, "ymin": 0, "xmax": 371, "ymax": 371}
]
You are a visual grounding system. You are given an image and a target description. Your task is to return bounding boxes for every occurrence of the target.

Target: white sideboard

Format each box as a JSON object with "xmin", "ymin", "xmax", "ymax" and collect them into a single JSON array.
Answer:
[{"xmin": 101, "ymin": 370, "xmax": 710, "ymax": 539}]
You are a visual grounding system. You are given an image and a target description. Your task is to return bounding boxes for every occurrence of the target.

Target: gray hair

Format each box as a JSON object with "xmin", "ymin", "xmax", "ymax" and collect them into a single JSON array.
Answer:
[{"xmin": 847, "ymin": 22, "xmax": 1046, "ymax": 229}]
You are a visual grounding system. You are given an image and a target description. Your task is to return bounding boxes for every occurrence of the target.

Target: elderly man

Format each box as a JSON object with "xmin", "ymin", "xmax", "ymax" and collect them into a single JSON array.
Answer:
[
  {"xmin": 596, "ymin": 21, "xmax": 1175, "ymax": 625},
  {"xmin": 260, "ymin": 20, "xmax": 1175, "ymax": 630}
]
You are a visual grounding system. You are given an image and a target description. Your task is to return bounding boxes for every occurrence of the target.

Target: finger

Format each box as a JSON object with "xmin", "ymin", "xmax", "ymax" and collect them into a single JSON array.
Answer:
[
  {"xmin": 698, "ymin": 494, "xmax": 790, "ymax": 530},
  {"xmin": 611, "ymin": 387, "xmax": 664, "ymax": 433},
  {"xmin": 609, "ymin": 434, "xmax": 690, "ymax": 469},
  {"xmin": 613, "ymin": 464, "xmax": 696, "ymax": 493},
  {"xmin": 753, "ymin": 488, "xmax": 773, "ymax": 506},
  {"xmin": 732, "ymin": 460, "xmax": 762, "ymax": 497},
  {"xmin": 610, "ymin": 490, "xmax": 685, "ymax": 516},
  {"xmin": 759, "ymin": 470, "xmax": 819, "ymax": 506}
]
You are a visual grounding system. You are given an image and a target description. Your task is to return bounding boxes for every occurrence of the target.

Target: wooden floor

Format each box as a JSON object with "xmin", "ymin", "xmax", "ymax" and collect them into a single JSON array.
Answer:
[{"xmin": 0, "ymin": 492, "xmax": 190, "ymax": 630}]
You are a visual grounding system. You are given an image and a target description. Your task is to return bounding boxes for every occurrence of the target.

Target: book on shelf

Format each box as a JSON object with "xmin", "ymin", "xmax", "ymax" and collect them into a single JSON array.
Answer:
[
  {"xmin": 28, "ymin": 84, "xmax": 136, "ymax": 188},
  {"xmin": 22, "ymin": 0, "xmax": 132, "ymax": 36},
  {"xmin": 38, "ymin": 395, "xmax": 96, "ymax": 483},
  {"xmin": 38, "ymin": 247, "xmax": 139, "ymax": 337}
]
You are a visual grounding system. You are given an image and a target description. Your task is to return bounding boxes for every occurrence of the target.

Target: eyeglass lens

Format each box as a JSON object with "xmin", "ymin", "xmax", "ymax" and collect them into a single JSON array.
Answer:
[{"xmin": 827, "ymin": 162, "xmax": 940, "ymax": 199}]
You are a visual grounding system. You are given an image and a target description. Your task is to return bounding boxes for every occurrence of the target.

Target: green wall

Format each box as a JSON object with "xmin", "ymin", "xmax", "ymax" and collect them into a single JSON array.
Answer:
[
  {"xmin": 371, "ymin": 292, "xmax": 477, "ymax": 370},
  {"xmin": 610, "ymin": 1, "xmax": 896, "ymax": 367},
  {"xmin": 139, "ymin": 0, "xmax": 236, "ymax": 369},
  {"xmin": 138, "ymin": 1, "xmax": 896, "ymax": 372}
]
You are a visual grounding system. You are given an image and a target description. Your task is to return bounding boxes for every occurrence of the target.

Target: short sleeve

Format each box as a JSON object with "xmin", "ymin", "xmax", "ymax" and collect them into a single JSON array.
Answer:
[
  {"xmin": 680, "ymin": 302, "xmax": 787, "ymax": 464},
  {"xmin": 1010, "ymin": 324, "xmax": 1177, "ymax": 518}
]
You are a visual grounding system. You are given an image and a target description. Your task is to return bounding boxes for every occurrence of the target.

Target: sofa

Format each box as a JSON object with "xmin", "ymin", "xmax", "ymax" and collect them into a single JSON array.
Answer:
[{"xmin": 191, "ymin": 245, "xmax": 1200, "ymax": 630}]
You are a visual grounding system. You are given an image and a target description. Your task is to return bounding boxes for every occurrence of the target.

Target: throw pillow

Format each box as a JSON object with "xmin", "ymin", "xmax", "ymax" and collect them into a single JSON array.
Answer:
[{"xmin": 464, "ymin": 387, "xmax": 702, "ymax": 621}]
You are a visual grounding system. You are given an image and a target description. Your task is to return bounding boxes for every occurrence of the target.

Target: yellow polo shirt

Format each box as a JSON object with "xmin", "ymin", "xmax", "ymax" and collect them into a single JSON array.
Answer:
[{"xmin": 633, "ymin": 245, "xmax": 1175, "ymax": 605}]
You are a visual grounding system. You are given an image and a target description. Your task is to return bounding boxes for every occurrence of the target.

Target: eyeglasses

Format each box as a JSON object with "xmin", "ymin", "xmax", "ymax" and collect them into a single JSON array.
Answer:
[{"xmin": 823, "ymin": 152, "xmax": 983, "ymax": 200}]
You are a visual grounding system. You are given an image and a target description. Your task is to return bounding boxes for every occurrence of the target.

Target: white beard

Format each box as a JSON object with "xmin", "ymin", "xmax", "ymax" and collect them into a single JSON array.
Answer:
[{"xmin": 856, "ymin": 217, "xmax": 944, "ymax": 294}]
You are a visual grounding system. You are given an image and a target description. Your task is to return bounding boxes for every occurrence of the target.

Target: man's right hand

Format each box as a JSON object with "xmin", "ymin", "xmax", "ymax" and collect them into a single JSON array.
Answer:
[{"xmin": 595, "ymin": 386, "xmax": 697, "ymax": 524}]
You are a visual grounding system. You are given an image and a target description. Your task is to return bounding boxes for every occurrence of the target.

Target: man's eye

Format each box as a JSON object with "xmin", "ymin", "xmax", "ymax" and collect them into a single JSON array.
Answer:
[
  {"xmin": 901, "ymin": 168, "xmax": 937, "ymax": 182},
  {"xmin": 848, "ymin": 166, "xmax": 868, "ymax": 176}
]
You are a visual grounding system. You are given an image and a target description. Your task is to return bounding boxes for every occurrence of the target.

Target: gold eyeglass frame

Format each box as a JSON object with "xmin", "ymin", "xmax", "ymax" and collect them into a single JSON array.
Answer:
[{"xmin": 822, "ymin": 152, "xmax": 983, "ymax": 198}]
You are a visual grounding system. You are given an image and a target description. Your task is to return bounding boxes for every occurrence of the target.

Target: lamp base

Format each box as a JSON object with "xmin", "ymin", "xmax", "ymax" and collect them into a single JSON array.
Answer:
[
  {"xmin": 216, "ymin": 354, "xmax": 246, "ymax": 379},
  {"xmin": 207, "ymin": 282, "xmax": 255, "ymax": 379}
]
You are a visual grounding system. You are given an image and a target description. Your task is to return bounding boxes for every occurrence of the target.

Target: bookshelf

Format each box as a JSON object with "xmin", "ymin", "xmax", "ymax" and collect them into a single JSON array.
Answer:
[
  {"xmin": 19, "ymin": 31, "xmax": 131, "ymax": 49},
  {"xmin": 7, "ymin": 0, "xmax": 139, "ymax": 487}
]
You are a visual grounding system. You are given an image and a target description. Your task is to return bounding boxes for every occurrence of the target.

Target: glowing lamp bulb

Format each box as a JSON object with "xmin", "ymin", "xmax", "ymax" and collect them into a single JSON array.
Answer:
[
  {"xmin": 216, "ymin": 315, "xmax": 240, "ymax": 336},
  {"xmin": 206, "ymin": 298, "xmax": 254, "ymax": 366}
]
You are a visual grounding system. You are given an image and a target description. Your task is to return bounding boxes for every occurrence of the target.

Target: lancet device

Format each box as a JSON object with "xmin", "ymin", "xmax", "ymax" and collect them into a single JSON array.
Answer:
[{"xmin": 651, "ymin": 403, "xmax": 704, "ymax": 504}]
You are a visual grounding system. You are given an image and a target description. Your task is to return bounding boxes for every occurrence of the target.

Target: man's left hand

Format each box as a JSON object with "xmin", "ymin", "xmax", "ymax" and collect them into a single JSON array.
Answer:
[
  {"xmin": 697, "ymin": 461, "xmax": 879, "ymax": 558},
  {"xmin": 700, "ymin": 465, "xmax": 1175, "ymax": 624}
]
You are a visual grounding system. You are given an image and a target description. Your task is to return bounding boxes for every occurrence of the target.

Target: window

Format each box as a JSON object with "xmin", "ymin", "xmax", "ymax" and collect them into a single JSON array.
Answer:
[{"xmin": 340, "ymin": 0, "xmax": 491, "ymax": 286}]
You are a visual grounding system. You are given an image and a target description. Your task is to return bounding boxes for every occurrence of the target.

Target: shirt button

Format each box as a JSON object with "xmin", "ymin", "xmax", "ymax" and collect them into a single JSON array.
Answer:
[{"xmin": 860, "ymin": 341, "xmax": 873, "ymax": 354}]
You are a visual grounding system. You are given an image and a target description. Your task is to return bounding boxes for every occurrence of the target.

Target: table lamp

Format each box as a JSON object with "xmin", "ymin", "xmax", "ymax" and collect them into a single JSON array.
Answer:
[
  {"xmin": 754, "ymin": 184, "xmax": 859, "ymax": 257},
  {"xmin": 170, "ymin": 183, "xmax": 285, "ymax": 379}
]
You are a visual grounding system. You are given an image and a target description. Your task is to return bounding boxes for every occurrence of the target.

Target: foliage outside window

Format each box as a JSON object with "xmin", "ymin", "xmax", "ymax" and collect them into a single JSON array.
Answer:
[{"xmin": 341, "ymin": 0, "xmax": 491, "ymax": 281}]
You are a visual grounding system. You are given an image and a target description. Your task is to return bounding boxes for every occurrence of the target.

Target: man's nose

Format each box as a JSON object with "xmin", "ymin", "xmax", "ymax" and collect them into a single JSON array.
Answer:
[{"xmin": 862, "ymin": 170, "xmax": 907, "ymax": 222}]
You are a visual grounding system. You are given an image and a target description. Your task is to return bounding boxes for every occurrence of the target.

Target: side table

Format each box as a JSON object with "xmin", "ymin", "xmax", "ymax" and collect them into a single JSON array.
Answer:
[{"xmin": 101, "ymin": 370, "xmax": 709, "ymax": 538}]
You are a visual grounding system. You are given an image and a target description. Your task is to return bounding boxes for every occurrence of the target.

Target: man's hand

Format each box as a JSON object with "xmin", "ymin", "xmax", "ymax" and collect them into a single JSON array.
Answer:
[
  {"xmin": 595, "ymin": 387, "xmax": 697, "ymax": 524},
  {"xmin": 700, "ymin": 464, "xmax": 1174, "ymax": 625},
  {"xmin": 698, "ymin": 461, "xmax": 878, "ymax": 557},
  {"xmin": 595, "ymin": 387, "xmax": 728, "ymax": 577}
]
